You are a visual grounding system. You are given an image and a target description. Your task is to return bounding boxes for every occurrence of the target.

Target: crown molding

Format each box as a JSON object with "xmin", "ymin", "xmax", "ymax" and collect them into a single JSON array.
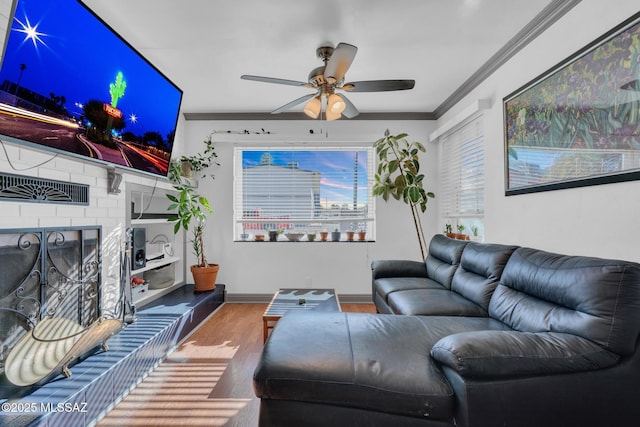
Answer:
[
  {"xmin": 433, "ymin": 0, "xmax": 581, "ymax": 118},
  {"xmin": 184, "ymin": 112, "xmax": 435, "ymax": 121}
]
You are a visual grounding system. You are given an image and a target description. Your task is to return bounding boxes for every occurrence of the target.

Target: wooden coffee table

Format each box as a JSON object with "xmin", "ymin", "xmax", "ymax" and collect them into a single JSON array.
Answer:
[{"xmin": 263, "ymin": 288, "xmax": 340, "ymax": 342}]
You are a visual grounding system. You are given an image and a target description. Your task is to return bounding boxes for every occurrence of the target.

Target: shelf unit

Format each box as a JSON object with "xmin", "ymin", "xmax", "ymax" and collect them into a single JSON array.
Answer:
[
  {"xmin": 131, "ymin": 255, "xmax": 181, "ymax": 274},
  {"xmin": 126, "ymin": 182, "xmax": 186, "ymax": 307}
]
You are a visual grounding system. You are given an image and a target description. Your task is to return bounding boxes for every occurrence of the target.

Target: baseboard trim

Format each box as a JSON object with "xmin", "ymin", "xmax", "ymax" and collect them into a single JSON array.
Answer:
[{"xmin": 226, "ymin": 293, "xmax": 373, "ymax": 304}]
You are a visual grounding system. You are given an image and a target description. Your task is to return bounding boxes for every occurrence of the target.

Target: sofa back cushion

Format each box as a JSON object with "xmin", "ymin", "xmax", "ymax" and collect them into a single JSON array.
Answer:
[
  {"xmin": 425, "ymin": 234, "xmax": 469, "ymax": 290},
  {"xmin": 489, "ymin": 247, "xmax": 640, "ymax": 355},
  {"xmin": 451, "ymin": 242, "xmax": 518, "ymax": 310}
]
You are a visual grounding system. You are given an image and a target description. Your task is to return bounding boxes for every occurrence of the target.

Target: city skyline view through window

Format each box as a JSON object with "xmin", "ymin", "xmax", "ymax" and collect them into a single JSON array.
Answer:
[{"xmin": 234, "ymin": 147, "xmax": 375, "ymax": 238}]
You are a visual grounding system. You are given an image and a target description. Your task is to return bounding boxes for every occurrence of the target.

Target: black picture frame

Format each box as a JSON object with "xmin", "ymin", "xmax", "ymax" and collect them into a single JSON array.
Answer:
[{"xmin": 504, "ymin": 11, "xmax": 640, "ymax": 195}]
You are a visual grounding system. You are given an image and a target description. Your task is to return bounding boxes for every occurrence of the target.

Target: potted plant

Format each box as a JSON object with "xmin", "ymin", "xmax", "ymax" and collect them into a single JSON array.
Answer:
[
  {"xmin": 166, "ymin": 136, "xmax": 220, "ymax": 292},
  {"xmin": 456, "ymin": 224, "xmax": 470, "ymax": 240},
  {"xmin": 471, "ymin": 226, "xmax": 480, "ymax": 241},
  {"xmin": 177, "ymin": 133, "xmax": 219, "ymax": 179},
  {"xmin": 444, "ymin": 223, "xmax": 456, "ymax": 239},
  {"xmin": 373, "ymin": 130, "xmax": 435, "ymax": 259},
  {"xmin": 268, "ymin": 229, "xmax": 285, "ymax": 242},
  {"xmin": 357, "ymin": 230, "xmax": 366, "ymax": 241}
]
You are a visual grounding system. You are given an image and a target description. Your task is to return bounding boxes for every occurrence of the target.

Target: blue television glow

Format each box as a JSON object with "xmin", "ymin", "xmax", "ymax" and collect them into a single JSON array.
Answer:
[{"xmin": 0, "ymin": 0, "xmax": 183, "ymax": 177}]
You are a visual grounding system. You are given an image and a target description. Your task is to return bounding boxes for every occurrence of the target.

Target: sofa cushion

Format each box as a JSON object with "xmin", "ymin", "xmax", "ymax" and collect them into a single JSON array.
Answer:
[
  {"xmin": 254, "ymin": 312, "xmax": 456, "ymax": 420},
  {"xmin": 371, "ymin": 259, "xmax": 428, "ymax": 280},
  {"xmin": 489, "ymin": 247, "xmax": 640, "ymax": 355},
  {"xmin": 375, "ymin": 276, "xmax": 446, "ymax": 301},
  {"xmin": 451, "ymin": 242, "xmax": 518, "ymax": 310},
  {"xmin": 371, "ymin": 235, "xmax": 470, "ymax": 314},
  {"xmin": 425, "ymin": 234, "xmax": 469, "ymax": 290},
  {"xmin": 388, "ymin": 288, "xmax": 487, "ymax": 316},
  {"xmin": 431, "ymin": 330, "xmax": 620, "ymax": 378}
]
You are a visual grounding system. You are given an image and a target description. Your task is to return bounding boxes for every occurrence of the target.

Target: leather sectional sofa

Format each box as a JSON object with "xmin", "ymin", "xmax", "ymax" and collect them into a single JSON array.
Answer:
[{"xmin": 253, "ymin": 235, "xmax": 640, "ymax": 426}]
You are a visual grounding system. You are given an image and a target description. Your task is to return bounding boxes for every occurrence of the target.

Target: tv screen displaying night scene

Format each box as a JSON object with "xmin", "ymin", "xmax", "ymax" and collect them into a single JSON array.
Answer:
[{"xmin": 0, "ymin": 0, "xmax": 183, "ymax": 177}]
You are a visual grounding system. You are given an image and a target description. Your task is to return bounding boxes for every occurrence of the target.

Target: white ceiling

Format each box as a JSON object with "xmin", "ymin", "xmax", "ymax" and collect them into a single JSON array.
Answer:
[{"xmin": 82, "ymin": 0, "xmax": 572, "ymax": 119}]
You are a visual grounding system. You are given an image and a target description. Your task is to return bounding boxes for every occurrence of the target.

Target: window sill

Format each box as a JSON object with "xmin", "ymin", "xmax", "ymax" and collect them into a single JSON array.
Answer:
[{"xmin": 234, "ymin": 240, "xmax": 374, "ymax": 243}]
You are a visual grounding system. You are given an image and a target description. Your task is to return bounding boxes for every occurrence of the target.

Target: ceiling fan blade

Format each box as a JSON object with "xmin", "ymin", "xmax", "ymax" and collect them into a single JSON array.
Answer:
[
  {"xmin": 241, "ymin": 75, "xmax": 312, "ymax": 88},
  {"xmin": 342, "ymin": 79, "xmax": 415, "ymax": 92},
  {"xmin": 324, "ymin": 43, "xmax": 358, "ymax": 84},
  {"xmin": 271, "ymin": 93, "xmax": 317, "ymax": 114},
  {"xmin": 340, "ymin": 94, "xmax": 359, "ymax": 119}
]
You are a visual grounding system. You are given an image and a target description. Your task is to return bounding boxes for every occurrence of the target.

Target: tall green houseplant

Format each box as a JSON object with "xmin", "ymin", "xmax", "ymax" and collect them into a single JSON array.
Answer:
[
  {"xmin": 373, "ymin": 129, "xmax": 434, "ymax": 259},
  {"xmin": 166, "ymin": 161, "xmax": 212, "ymax": 268},
  {"xmin": 166, "ymin": 134, "xmax": 220, "ymax": 291}
]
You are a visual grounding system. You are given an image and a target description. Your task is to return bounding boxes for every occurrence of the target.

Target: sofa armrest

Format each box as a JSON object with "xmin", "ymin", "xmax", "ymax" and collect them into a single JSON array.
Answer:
[
  {"xmin": 430, "ymin": 330, "xmax": 619, "ymax": 378},
  {"xmin": 371, "ymin": 259, "xmax": 427, "ymax": 279}
]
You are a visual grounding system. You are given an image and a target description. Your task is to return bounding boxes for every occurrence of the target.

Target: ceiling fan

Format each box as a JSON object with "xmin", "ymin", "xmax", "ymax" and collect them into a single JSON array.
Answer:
[{"xmin": 241, "ymin": 42, "xmax": 415, "ymax": 120}]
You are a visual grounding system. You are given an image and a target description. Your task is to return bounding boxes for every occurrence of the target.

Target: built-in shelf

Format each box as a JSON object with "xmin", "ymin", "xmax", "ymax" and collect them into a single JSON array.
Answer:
[
  {"xmin": 131, "ymin": 217, "xmax": 174, "ymax": 225},
  {"xmin": 132, "ymin": 280, "xmax": 185, "ymax": 306},
  {"xmin": 126, "ymin": 182, "xmax": 186, "ymax": 309},
  {"xmin": 131, "ymin": 255, "xmax": 180, "ymax": 275}
]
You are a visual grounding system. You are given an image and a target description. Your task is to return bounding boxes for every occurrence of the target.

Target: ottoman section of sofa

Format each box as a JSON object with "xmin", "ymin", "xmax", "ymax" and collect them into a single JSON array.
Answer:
[{"xmin": 253, "ymin": 311, "xmax": 455, "ymax": 421}]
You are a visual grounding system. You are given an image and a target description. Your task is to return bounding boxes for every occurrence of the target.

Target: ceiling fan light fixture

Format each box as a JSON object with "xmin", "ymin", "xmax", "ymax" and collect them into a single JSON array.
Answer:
[
  {"xmin": 303, "ymin": 96, "xmax": 321, "ymax": 118},
  {"xmin": 327, "ymin": 93, "xmax": 346, "ymax": 114},
  {"xmin": 326, "ymin": 108, "xmax": 341, "ymax": 121}
]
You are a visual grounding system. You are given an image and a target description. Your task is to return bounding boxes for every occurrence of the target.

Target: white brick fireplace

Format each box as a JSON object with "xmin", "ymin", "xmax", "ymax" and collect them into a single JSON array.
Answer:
[{"xmin": 0, "ymin": 141, "xmax": 173, "ymax": 315}]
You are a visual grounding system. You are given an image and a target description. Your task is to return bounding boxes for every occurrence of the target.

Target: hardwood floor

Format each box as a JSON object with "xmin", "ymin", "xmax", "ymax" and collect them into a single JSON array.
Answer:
[{"xmin": 97, "ymin": 302, "xmax": 376, "ymax": 427}]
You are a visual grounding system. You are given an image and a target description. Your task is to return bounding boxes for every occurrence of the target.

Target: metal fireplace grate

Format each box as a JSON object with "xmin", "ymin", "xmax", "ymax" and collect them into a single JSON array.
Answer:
[
  {"xmin": 0, "ymin": 226, "xmax": 102, "ymax": 381},
  {"xmin": 0, "ymin": 172, "xmax": 89, "ymax": 205}
]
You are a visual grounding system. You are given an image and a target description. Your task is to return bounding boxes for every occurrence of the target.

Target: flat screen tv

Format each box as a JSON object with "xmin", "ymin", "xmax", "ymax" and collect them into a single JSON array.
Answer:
[{"xmin": 0, "ymin": 0, "xmax": 183, "ymax": 177}]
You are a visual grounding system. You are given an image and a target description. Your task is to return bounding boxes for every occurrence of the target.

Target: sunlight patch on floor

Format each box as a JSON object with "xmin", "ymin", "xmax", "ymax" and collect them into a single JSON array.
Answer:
[
  {"xmin": 99, "ymin": 341, "xmax": 249, "ymax": 426},
  {"xmin": 100, "ymin": 399, "xmax": 252, "ymax": 426},
  {"xmin": 170, "ymin": 340, "xmax": 239, "ymax": 359}
]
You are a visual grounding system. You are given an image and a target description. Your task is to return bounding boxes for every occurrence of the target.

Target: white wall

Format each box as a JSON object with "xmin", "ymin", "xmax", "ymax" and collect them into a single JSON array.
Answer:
[
  {"xmin": 435, "ymin": 0, "xmax": 640, "ymax": 263},
  {"xmin": 182, "ymin": 120, "xmax": 437, "ymax": 296}
]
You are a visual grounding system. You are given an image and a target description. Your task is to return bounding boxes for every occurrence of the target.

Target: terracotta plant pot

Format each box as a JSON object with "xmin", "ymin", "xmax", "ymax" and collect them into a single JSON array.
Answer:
[
  {"xmin": 346, "ymin": 231, "xmax": 355, "ymax": 241},
  {"xmin": 357, "ymin": 231, "xmax": 366, "ymax": 241},
  {"xmin": 191, "ymin": 264, "xmax": 219, "ymax": 292},
  {"xmin": 320, "ymin": 231, "xmax": 329, "ymax": 241}
]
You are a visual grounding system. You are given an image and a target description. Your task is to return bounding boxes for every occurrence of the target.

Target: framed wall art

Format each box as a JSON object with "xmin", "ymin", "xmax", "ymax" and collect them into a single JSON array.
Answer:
[{"xmin": 504, "ymin": 11, "xmax": 640, "ymax": 195}]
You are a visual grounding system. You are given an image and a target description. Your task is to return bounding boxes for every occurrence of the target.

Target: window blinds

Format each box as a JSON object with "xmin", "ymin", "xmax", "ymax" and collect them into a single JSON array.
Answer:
[{"xmin": 439, "ymin": 116, "xmax": 485, "ymax": 220}]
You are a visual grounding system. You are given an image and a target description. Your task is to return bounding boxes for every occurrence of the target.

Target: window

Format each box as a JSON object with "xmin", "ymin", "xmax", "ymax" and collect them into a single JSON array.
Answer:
[
  {"xmin": 438, "ymin": 115, "xmax": 485, "ymax": 238},
  {"xmin": 233, "ymin": 145, "xmax": 375, "ymax": 241}
]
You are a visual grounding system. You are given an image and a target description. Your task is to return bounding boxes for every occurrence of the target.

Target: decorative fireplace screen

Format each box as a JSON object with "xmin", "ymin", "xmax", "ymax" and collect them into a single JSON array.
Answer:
[{"xmin": 0, "ymin": 226, "xmax": 101, "ymax": 382}]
